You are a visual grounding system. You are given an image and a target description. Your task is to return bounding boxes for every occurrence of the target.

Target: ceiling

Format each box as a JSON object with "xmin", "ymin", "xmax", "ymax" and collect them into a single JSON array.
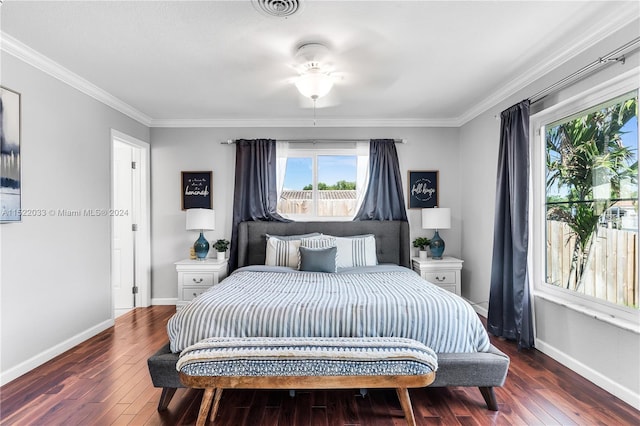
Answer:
[{"xmin": 1, "ymin": 1, "xmax": 638, "ymax": 127}]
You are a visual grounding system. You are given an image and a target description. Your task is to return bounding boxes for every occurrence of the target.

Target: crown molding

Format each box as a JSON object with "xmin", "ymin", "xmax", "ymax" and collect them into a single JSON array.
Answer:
[
  {"xmin": 149, "ymin": 117, "xmax": 460, "ymax": 128},
  {"xmin": 0, "ymin": 31, "xmax": 455, "ymax": 129},
  {"xmin": 2, "ymin": 4, "xmax": 636, "ymax": 130},
  {"xmin": 1, "ymin": 32, "xmax": 153, "ymax": 126},
  {"xmin": 0, "ymin": 33, "xmax": 456, "ymax": 129},
  {"xmin": 455, "ymin": 7, "xmax": 640, "ymax": 126}
]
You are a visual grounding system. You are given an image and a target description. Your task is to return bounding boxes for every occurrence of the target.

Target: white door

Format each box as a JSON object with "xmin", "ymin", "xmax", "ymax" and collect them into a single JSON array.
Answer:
[
  {"xmin": 112, "ymin": 141, "xmax": 136, "ymax": 317},
  {"xmin": 111, "ymin": 130, "xmax": 151, "ymax": 317}
]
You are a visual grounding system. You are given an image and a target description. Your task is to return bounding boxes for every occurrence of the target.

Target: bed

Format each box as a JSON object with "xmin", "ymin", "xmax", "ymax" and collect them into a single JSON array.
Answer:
[{"xmin": 152, "ymin": 220, "xmax": 509, "ymax": 411}]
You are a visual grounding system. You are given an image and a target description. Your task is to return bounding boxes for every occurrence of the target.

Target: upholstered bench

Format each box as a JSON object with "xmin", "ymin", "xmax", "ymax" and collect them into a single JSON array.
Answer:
[
  {"xmin": 176, "ymin": 336, "xmax": 438, "ymax": 426},
  {"xmin": 147, "ymin": 342, "xmax": 184, "ymax": 411}
]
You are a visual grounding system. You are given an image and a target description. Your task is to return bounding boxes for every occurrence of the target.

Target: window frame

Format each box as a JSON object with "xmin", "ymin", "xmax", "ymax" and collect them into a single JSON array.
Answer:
[
  {"xmin": 530, "ymin": 70, "xmax": 640, "ymax": 326},
  {"xmin": 278, "ymin": 147, "xmax": 362, "ymax": 221}
]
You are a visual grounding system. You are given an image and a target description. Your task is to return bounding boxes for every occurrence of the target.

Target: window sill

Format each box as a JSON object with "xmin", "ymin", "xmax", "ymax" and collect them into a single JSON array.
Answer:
[{"xmin": 533, "ymin": 291, "xmax": 640, "ymax": 335}]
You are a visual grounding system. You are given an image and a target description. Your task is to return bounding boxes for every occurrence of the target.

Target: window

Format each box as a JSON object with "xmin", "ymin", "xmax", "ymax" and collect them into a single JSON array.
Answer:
[
  {"xmin": 532, "ymin": 76, "xmax": 638, "ymax": 324},
  {"xmin": 277, "ymin": 146, "xmax": 367, "ymax": 220}
]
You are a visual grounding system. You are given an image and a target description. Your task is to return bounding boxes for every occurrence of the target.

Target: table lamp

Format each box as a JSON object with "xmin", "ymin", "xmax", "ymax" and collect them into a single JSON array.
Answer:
[
  {"xmin": 186, "ymin": 208, "xmax": 215, "ymax": 260},
  {"xmin": 422, "ymin": 207, "xmax": 451, "ymax": 260}
]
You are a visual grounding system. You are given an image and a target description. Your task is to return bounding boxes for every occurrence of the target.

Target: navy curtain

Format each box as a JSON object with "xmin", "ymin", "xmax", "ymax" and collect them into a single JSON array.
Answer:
[
  {"xmin": 353, "ymin": 139, "xmax": 408, "ymax": 221},
  {"xmin": 229, "ymin": 139, "xmax": 289, "ymax": 271},
  {"xmin": 487, "ymin": 100, "xmax": 534, "ymax": 349}
]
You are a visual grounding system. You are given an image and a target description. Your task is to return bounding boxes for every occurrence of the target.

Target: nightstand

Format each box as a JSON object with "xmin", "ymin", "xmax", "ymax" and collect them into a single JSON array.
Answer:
[
  {"xmin": 175, "ymin": 258, "xmax": 228, "ymax": 310},
  {"xmin": 411, "ymin": 256, "xmax": 463, "ymax": 296}
]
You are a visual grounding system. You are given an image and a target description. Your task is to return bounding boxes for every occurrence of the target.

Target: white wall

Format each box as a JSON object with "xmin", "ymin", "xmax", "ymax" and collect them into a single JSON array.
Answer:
[
  {"xmin": 0, "ymin": 54, "xmax": 149, "ymax": 383},
  {"xmin": 459, "ymin": 20, "xmax": 640, "ymax": 407},
  {"xmin": 149, "ymin": 126, "xmax": 461, "ymax": 300}
]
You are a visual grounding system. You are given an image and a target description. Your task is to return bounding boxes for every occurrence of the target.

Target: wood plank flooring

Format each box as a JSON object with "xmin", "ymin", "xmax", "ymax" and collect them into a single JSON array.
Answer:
[{"xmin": 1, "ymin": 305, "xmax": 638, "ymax": 425}]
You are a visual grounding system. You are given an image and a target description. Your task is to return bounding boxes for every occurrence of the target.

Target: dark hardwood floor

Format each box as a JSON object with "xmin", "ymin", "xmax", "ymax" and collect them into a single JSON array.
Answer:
[{"xmin": 1, "ymin": 305, "xmax": 638, "ymax": 425}]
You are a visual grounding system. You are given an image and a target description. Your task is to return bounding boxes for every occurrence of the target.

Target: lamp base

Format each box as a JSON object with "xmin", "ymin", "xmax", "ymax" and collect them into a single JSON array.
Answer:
[
  {"xmin": 194, "ymin": 232, "xmax": 210, "ymax": 260},
  {"xmin": 429, "ymin": 230, "xmax": 445, "ymax": 260}
]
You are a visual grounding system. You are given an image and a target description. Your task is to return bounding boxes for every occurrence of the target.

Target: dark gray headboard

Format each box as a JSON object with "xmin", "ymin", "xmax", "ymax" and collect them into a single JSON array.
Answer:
[{"xmin": 237, "ymin": 220, "xmax": 410, "ymax": 268}]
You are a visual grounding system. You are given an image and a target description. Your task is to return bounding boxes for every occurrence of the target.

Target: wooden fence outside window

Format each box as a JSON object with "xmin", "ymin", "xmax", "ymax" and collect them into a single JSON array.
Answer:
[
  {"xmin": 278, "ymin": 190, "xmax": 357, "ymax": 217},
  {"xmin": 546, "ymin": 220, "xmax": 638, "ymax": 308}
]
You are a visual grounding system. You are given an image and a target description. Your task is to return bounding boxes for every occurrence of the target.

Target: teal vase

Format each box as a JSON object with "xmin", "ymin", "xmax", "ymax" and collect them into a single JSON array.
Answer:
[
  {"xmin": 429, "ymin": 230, "xmax": 445, "ymax": 260},
  {"xmin": 193, "ymin": 232, "xmax": 210, "ymax": 260}
]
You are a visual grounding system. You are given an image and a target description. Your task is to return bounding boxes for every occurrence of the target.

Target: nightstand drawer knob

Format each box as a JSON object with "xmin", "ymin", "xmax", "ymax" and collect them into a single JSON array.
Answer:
[
  {"xmin": 435, "ymin": 276, "xmax": 445, "ymax": 282},
  {"xmin": 192, "ymin": 278, "xmax": 203, "ymax": 283}
]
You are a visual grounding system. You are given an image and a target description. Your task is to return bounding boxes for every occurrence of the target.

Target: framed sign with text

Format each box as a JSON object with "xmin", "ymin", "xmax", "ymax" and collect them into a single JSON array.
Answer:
[
  {"xmin": 181, "ymin": 171, "xmax": 212, "ymax": 210},
  {"xmin": 408, "ymin": 170, "xmax": 438, "ymax": 209}
]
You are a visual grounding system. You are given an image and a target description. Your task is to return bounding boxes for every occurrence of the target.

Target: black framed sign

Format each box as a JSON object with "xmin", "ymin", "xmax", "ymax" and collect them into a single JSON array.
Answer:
[
  {"xmin": 408, "ymin": 170, "xmax": 438, "ymax": 209},
  {"xmin": 181, "ymin": 171, "xmax": 212, "ymax": 210}
]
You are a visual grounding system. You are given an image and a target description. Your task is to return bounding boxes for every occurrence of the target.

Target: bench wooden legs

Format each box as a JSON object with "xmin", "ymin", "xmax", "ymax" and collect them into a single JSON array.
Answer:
[
  {"xmin": 196, "ymin": 388, "xmax": 418, "ymax": 426},
  {"xmin": 210, "ymin": 388, "xmax": 223, "ymax": 424},
  {"xmin": 396, "ymin": 388, "xmax": 417, "ymax": 426},
  {"xmin": 195, "ymin": 388, "xmax": 223, "ymax": 426}
]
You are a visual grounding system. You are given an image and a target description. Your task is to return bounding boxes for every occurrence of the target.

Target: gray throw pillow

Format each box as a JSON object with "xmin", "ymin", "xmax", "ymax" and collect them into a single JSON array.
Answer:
[{"xmin": 299, "ymin": 246, "xmax": 337, "ymax": 273}]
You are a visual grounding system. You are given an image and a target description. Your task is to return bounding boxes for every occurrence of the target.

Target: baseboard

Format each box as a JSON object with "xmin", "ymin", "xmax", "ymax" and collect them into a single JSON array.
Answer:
[
  {"xmin": 151, "ymin": 297, "xmax": 177, "ymax": 306},
  {"xmin": 0, "ymin": 318, "xmax": 114, "ymax": 386},
  {"xmin": 535, "ymin": 338, "xmax": 640, "ymax": 410},
  {"xmin": 467, "ymin": 301, "xmax": 639, "ymax": 409},
  {"xmin": 467, "ymin": 298, "xmax": 488, "ymax": 317}
]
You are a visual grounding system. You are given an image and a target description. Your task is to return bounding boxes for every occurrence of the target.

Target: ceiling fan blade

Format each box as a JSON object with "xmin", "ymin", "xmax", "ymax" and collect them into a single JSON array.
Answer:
[{"xmin": 332, "ymin": 31, "xmax": 401, "ymax": 90}]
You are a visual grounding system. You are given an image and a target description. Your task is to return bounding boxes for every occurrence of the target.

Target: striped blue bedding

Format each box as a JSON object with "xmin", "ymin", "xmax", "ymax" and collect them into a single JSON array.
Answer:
[{"xmin": 168, "ymin": 266, "xmax": 491, "ymax": 354}]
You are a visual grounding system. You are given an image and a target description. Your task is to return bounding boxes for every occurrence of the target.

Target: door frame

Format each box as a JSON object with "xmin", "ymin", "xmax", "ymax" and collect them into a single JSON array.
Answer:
[{"xmin": 110, "ymin": 129, "xmax": 151, "ymax": 315}]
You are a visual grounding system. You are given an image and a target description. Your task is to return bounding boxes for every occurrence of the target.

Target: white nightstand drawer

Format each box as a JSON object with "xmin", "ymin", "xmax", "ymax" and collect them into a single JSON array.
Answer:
[
  {"xmin": 434, "ymin": 283, "xmax": 458, "ymax": 294},
  {"xmin": 175, "ymin": 258, "xmax": 228, "ymax": 310},
  {"xmin": 422, "ymin": 271, "xmax": 456, "ymax": 284},
  {"xmin": 182, "ymin": 287, "xmax": 208, "ymax": 301},
  {"xmin": 412, "ymin": 256, "xmax": 463, "ymax": 296},
  {"xmin": 181, "ymin": 272, "xmax": 215, "ymax": 287}
]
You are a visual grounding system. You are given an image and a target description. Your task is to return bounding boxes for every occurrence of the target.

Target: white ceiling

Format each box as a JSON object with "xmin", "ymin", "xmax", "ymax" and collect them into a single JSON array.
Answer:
[{"xmin": 1, "ymin": 1, "xmax": 638, "ymax": 127}]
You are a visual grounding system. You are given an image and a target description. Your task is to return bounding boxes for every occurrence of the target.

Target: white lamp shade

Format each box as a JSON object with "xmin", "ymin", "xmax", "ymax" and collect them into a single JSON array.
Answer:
[
  {"xmin": 295, "ymin": 70, "xmax": 333, "ymax": 100},
  {"xmin": 186, "ymin": 208, "xmax": 215, "ymax": 231},
  {"xmin": 422, "ymin": 207, "xmax": 451, "ymax": 230}
]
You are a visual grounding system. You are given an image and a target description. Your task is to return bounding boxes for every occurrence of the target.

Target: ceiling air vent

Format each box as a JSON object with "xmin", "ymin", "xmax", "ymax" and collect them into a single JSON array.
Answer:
[{"xmin": 251, "ymin": 0, "xmax": 303, "ymax": 18}]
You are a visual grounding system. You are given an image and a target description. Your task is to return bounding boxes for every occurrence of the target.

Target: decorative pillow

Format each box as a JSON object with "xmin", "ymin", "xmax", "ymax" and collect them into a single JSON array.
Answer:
[
  {"xmin": 265, "ymin": 237, "xmax": 301, "ymax": 268},
  {"xmin": 298, "ymin": 236, "xmax": 336, "ymax": 269},
  {"xmin": 299, "ymin": 246, "xmax": 337, "ymax": 273},
  {"xmin": 333, "ymin": 234, "xmax": 378, "ymax": 268}
]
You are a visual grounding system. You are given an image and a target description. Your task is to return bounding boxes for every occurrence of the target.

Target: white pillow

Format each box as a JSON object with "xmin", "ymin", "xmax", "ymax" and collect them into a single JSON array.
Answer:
[
  {"xmin": 333, "ymin": 234, "xmax": 378, "ymax": 268},
  {"xmin": 265, "ymin": 237, "xmax": 301, "ymax": 268},
  {"xmin": 300, "ymin": 235, "xmax": 336, "ymax": 249}
]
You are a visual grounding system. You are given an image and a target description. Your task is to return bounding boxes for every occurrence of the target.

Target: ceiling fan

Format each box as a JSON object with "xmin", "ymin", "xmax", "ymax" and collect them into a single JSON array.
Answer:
[
  {"xmin": 252, "ymin": 32, "xmax": 399, "ymax": 111},
  {"xmin": 292, "ymin": 42, "xmax": 341, "ymax": 108}
]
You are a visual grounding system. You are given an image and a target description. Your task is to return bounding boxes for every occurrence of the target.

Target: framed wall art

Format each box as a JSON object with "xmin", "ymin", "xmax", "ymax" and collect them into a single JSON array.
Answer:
[
  {"xmin": 181, "ymin": 171, "xmax": 212, "ymax": 210},
  {"xmin": 1, "ymin": 87, "xmax": 21, "ymax": 223},
  {"xmin": 408, "ymin": 170, "xmax": 438, "ymax": 209}
]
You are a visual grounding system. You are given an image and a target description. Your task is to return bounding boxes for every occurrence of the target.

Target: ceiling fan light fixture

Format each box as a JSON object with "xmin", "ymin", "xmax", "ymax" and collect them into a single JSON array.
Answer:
[{"xmin": 295, "ymin": 70, "xmax": 333, "ymax": 100}]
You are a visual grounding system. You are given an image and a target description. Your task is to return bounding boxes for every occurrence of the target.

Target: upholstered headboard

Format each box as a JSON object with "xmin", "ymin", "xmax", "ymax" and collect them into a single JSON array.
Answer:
[{"xmin": 236, "ymin": 220, "xmax": 410, "ymax": 268}]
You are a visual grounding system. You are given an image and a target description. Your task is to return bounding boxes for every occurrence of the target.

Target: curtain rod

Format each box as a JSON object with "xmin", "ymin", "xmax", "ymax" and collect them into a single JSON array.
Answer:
[
  {"xmin": 530, "ymin": 36, "xmax": 640, "ymax": 104},
  {"xmin": 220, "ymin": 138, "xmax": 407, "ymax": 145}
]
